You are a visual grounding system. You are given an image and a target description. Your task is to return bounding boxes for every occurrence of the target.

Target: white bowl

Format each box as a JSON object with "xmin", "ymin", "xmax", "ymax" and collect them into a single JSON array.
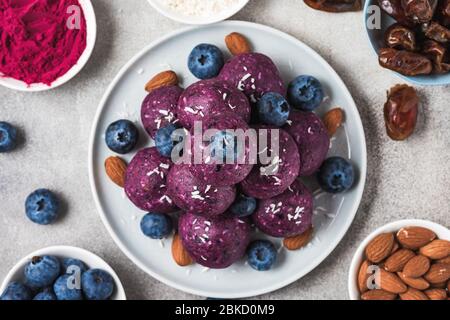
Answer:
[
  {"xmin": 0, "ymin": 0, "xmax": 97, "ymax": 92},
  {"xmin": 348, "ymin": 219, "xmax": 450, "ymax": 300},
  {"xmin": 0, "ymin": 246, "xmax": 126, "ymax": 300},
  {"xmin": 147, "ymin": 0, "xmax": 249, "ymax": 25}
]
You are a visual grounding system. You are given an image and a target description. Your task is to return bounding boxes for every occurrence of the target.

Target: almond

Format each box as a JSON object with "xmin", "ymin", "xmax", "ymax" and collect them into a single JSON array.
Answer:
[
  {"xmin": 403, "ymin": 255, "xmax": 430, "ymax": 278},
  {"xmin": 360, "ymin": 289, "xmax": 397, "ymax": 300},
  {"xmin": 104, "ymin": 156, "xmax": 127, "ymax": 187},
  {"xmin": 358, "ymin": 260, "xmax": 371, "ymax": 293},
  {"xmin": 424, "ymin": 263, "xmax": 450, "ymax": 284},
  {"xmin": 323, "ymin": 108, "xmax": 344, "ymax": 137},
  {"xmin": 225, "ymin": 32, "xmax": 251, "ymax": 56},
  {"xmin": 384, "ymin": 249, "xmax": 415, "ymax": 272},
  {"xmin": 424, "ymin": 288, "xmax": 447, "ymax": 300},
  {"xmin": 396, "ymin": 227, "xmax": 436, "ymax": 250},
  {"xmin": 419, "ymin": 240, "xmax": 450, "ymax": 260},
  {"xmin": 400, "ymin": 287, "xmax": 429, "ymax": 300},
  {"xmin": 365, "ymin": 233, "xmax": 395, "ymax": 263},
  {"xmin": 283, "ymin": 227, "xmax": 313, "ymax": 251},
  {"xmin": 145, "ymin": 70, "xmax": 178, "ymax": 93},
  {"xmin": 397, "ymin": 272, "xmax": 430, "ymax": 290},
  {"xmin": 172, "ymin": 233, "xmax": 193, "ymax": 267},
  {"xmin": 436, "ymin": 256, "xmax": 450, "ymax": 264},
  {"xmin": 379, "ymin": 269, "xmax": 407, "ymax": 293},
  {"xmin": 432, "ymin": 281, "xmax": 447, "ymax": 289}
]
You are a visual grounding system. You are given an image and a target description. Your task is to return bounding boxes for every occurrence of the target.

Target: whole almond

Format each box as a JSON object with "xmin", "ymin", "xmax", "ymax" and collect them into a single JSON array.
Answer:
[
  {"xmin": 400, "ymin": 287, "xmax": 429, "ymax": 300},
  {"xmin": 396, "ymin": 227, "xmax": 436, "ymax": 250},
  {"xmin": 384, "ymin": 249, "xmax": 415, "ymax": 272},
  {"xmin": 283, "ymin": 227, "xmax": 313, "ymax": 251},
  {"xmin": 432, "ymin": 281, "xmax": 447, "ymax": 289},
  {"xmin": 145, "ymin": 70, "xmax": 178, "ymax": 93},
  {"xmin": 172, "ymin": 233, "xmax": 193, "ymax": 267},
  {"xmin": 358, "ymin": 260, "xmax": 371, "ymax": 293},
  {"xmin": 397, "ymin": 272, "xmax": 430, "ymax": 290},
  {"xmin": 379, "ymin": 269, "xmax": 407, "ymax": 294},
  {"xmin": 403, "ymin": 255, "xmax": 430, "ymax": 278},
  {"xmin": 424, "ymin": 263, "xmax": 450, "ymax": 284},
  {"xmin": 436, "ymin": 256, "xmax": 450, "ymax": 264},
  {"xmin": 225, "ymin": 32, "xmax": 251, "ymax": 56},
  {"xmin": 361, "ymin": 289, "xmax": 397, "ymax": 300},
  {"xmin": 419, "ymin": 240, "xmax": 450, "ymax": 260},
  {"xmin": 323, "ymin": 108, "xmax": 344, "ymax": 137},
  {"xmin": 424, "ymin": 288, "xmax": 447, "ymax": 300},
  {"xmin": 365, "ymin": 233, "xmax": 395, "ymax": 263},
  {"xmin": 105, "ymin": 156, "xmax": 127, "ymax": 187}
]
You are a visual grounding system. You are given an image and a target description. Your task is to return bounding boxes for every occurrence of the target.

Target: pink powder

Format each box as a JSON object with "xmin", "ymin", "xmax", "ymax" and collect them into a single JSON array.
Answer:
[{"xmin": 0, "ymin": 0, "xmax": 87, "ymax": 86}]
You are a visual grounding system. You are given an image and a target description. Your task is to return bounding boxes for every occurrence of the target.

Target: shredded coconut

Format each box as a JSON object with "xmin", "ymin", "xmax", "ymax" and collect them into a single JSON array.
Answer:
[{"xmin": 160, "ymin": 0, "xmax": 242, "ymax": 17}]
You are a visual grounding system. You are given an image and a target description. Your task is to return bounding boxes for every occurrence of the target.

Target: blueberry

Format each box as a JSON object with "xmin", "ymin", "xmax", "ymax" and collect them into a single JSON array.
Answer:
[
  {"xmin": 33, "ymin": 288, "xmax": 56, "ymax": 300},
  {"xmin": 140, "ymin": 213, "xmax": 173, "ymax": 239},
  {"xmin": 230, "ymin": 194, "xmax": 257, "ymax": 218},
  {"xmin": 257, "ymin": 92, "xmax": 291, "ymax": 126},
  {"xmin": 105, "ymin": 119, "xmax": 139, "ymax": 154},
  {"xmin": 24, "ymin": 255, "xmax": 61, "ymax": 289},
  {"xmin": 25, "ymin": 189, "xmax": 60, "ymax": 225},
  {"xmin": 155, "ymin": 124, "xmax": 180, "ymax": 158},
  {"xmin": 0, "ymin": 282, "xmax": 31, "ymax": 300},
  {"xmin": 61, "ymin": 258, "xmax": 87, "ymax": 274},
  {"xmin": 53, "ymin": 274, "xmax": 83, "ymax": 300},
  {"xmin": 247, "ymin": 240, "xmax": 277, "ymax": 271},
  {"xmin": 188, "ymin": 44, "xmax": 224, "ymax": 79},
  {"xmin": 81, "ymin": 269, "xmax": 115, "ymax": 300},
  {"xmin": 287, "ymin": 75, "xmax": 324, "ymax": 111},
  {"xmin": 317, "ymin": 157, "xmax": 355, "ymax": 194},
  {"xmin": 0, "ymin": 121, "xmax": 18, "ymax": 152}
]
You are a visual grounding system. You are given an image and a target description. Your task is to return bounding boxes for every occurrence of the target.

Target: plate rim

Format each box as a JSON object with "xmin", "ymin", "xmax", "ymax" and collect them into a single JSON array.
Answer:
[{"xmin": 88, "ymin": 20, "xmax": 368, "ymax": 298}]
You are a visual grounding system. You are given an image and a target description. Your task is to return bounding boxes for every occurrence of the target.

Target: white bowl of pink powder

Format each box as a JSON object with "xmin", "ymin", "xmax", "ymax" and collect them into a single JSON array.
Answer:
[
  {"xmin": 148, "ymin": 0, "xmax": 250, "ymax": 25},
  {"xmin": 0, "ymin": 0, "xmax": 97, "ymax": 92}
]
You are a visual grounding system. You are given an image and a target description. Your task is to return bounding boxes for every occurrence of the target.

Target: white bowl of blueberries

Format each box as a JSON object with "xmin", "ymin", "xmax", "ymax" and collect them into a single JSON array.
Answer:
[{"xmin": 0, "ymin": 246, "xmax": 126, "ymax": 300}]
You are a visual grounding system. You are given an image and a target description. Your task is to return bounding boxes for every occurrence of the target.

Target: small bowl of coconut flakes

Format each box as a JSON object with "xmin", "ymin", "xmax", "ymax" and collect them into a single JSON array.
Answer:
[{"xmin": 148, "ymin": 0, "xmax": 249, "ymax": 25}]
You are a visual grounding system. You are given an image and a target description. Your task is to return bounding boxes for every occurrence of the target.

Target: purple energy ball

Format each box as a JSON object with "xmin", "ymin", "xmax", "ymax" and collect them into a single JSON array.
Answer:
[
  {"xmin": 125, "ymin": 148, "xmax": 177, "ymax": 213},
  {"xmin": 177, "ymin": 79, "xmax": 251, "ymax": 129},
  {"xmin": 179, "ymin": 212, "xmax": 251, "ymax": 268},
  {"xmin": 167, "ymin": 164, "xmax": 236, "ymax": 218},
  {"xmin": 240, "ymin": 127, "xmax": 300, "ymax": 199},
  {"xmin": 253, "ymin": 180, "xmax": 313, "ymax": 238},
  {"xmin": 284, "ymin": 111, "xmax": 330, "ymax": 176},
  {"xmin": 188, "ymin": 113, "xmax": 254, "ymax": 187},
  {"xmin": 219, "ymin": 52, "xmax": 286, "ymax": 103},
  {"xmin": 141, "ymin": 85, "xmax": 183, "ymax": 138}
]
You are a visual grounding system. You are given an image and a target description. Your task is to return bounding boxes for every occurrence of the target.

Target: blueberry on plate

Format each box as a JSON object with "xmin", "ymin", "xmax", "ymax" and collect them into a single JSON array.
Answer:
[
  {"xmin": 25, "ymin": 189, "xmax": 60, "ymax": 225},
  {"xmin": 105, "ymin": 119, "xmax": 139, "ymax": 154},
  {"xmin": 188, "ymin": 43, "xmax": 224, "ymax": 79},
  {"xmin": 140, "ymin": 213, "xmax": 173, "ymax": 239},
  {"xmin": 247, "ymin": 240, "xmax": 277, "ymax": 271},
  {"xmin": 0, "ymin": 121, "xmax": 18, "ymax": 152},
  {"xmin": 24, "ymin": 255, "xmax": 61, "ymax": 289},
  {"xmin": 155, "ymin": 124, "xmax": 180, "ymax": 158},
  {"xmin": 53, "ymin": 274, "xmax": 83, "ymax": 300},
  {"xmin": 257, "ymin": 92, "xmax": 291, "ymax": 127},
  {"xmin": 61, "ymin": 258, "xmax": 87, "ymax": 275},
  {"xmin": 81, "ymin": 269, "xmax": 115, "ymax": 300},
  {"xmin": 317, "ymin": 157, "xmax": 355, "ymax": 194},
  {"xmin": 33, "ymin": 287, "xmax": 57, "ymax": 300},
  {"xmin": 0, "ymin": 282, "xmax": 32, "ymax": 300},
  {"xmin": 230, "ymin": 194, "xmax": 257, "ymax": 218},
  {"xmin": 287, "ymin": 75, "xmax": 324, "ymax": 111}
]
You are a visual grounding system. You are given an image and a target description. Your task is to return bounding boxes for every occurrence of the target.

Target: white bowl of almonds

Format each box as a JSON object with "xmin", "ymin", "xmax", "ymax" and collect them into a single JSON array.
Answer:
[{"xmin": 348, "ymin": 219, "xmax": 450, "ymax": 300}]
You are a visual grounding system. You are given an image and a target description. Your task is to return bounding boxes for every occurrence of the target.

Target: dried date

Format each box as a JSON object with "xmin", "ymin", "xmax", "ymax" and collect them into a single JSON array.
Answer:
[
  {"xmin": 422, "ymin": 40, "xmax": 450, "ymax": 73},
  {"xmin": 378, "ymin": 0, "xmax": 415, "ymax": 26},
  {"xmin": 401, "ymin": 0, "xmax": 438, "ymax": 23},
  {"xmin": 379, "ymin": 48, "xmax": 433, "ymax": 76},
  {"xmin": 303, "ymin": 0, "xmax": 362, "ymax": 12},
  {"xmin": 385, "ymin": 23, "xmax": 417, "ymax": 51},
  {"xmin": 422, "ymin": 21, "xmax": 450, "ymax": 43}
]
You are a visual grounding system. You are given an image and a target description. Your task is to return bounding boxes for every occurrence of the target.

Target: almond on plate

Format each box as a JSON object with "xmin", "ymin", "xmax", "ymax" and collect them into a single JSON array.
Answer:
[
  {"xmin": 105, "ymin": 156, "xmax": 127, "ymax": 187},
  {"xmin": 384, "ymin": 249, "xmax": 415, "ymax": 272},
  {"xmin": 283, "ymin": 227, "xmax": 313, "ymax": 251},
  {"xmin": 225, "ymin": 32, "xmax": 252, "ymax": 56},
  {"xmin": 365, "ymin": 233, "xmax": 395, "ymax": 263},
  {"xmin": 402, "ymin": 255, "xmax": 430, "ymax": 278},
  {"xmin": 400, "ymin": 287, "xmax": 429, "ymax": 300},
  {"xmin": 172, "ymin": 233, "xmax": 193, "ymax": 267},
  {"xmin": 397, "ymin": 272, "xmax": 430, "ymax": 290},
  {"xmin": 424, "ymin": 263, "xmax": 450, "ymax": 284},
  {"xmin": 396, "ymin": 227, "xmax": 436, "ymax": 250},
  {"xmin": 379, "ymin": 269, "xmax": 407, "ymax": 294},
  {"xmin": 419, "ymin": 240, "xmax": 450, "ymax": 260},
  {"xmin": 145, "ymin": 70, "xmax": 178, "ymax": 93},
  {"xmin": 323, "ymin": 108, "xmax": 344, "ymax": 137},
  {"xmin": 424, "ymin": 288, "xmax": 447, "ymax": 300},
  {"xmin": 358, "ymin": 260, "xmax": 371, "ymax": 293},
  {"xmin": 361, "ymin": 289, "xmax": 397, "ymax": 300}
]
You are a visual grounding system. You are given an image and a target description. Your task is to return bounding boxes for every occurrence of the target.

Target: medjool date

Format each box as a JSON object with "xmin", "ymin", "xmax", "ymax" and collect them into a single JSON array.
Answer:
[
  {"xmin": 401, "ymin": 0, "xmax": 437, "ymax": 23},
  {"xmin": 437, "ymin": 0, "xmax": 450, "ymax": 27},
  {"xmin": 379, "ymin": 48, "xmax": 433, "ymax": 76},
  {"xmin": 303, "ymin": 0, "xmax": 362, "ymax": 12},
  {"xmin": 384, "ymin": 84, "xmax": 419, "ymax": 141},
  {"xmin": 379, "ymin": 0, "xmax": 415, "ymax": 26},
  {"xmin": 422, "ymin": 40, "xmax": 450, "ymax": 73},
  {"xmin": 422, "ymin": 21, "xmax": 450, "ymax": 43},
  {"xmin": 385, "ymin": 23, "xmax": 417, "ymax": 51}
]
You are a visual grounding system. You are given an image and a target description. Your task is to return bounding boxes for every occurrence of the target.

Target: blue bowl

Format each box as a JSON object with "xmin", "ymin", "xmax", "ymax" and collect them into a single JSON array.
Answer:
[{"xmin": 363, "ymin": 0, "xmax": 450, "ymax": 86}]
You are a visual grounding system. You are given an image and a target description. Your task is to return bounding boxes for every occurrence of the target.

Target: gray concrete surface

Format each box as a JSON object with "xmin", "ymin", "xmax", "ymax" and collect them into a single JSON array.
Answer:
[{"xmin": 1, "ymin": 0, "xmax": 449, "ymax": 300}]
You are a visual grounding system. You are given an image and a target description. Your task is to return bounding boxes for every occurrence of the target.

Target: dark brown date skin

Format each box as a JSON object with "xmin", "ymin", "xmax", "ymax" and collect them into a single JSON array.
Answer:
[
  {"xmin": 401, "ymin": 0, "xmax": 437, "ymax": 23},
  {"xmin": 379, "ymin": 48, "xmax": 433, "ymax": 76},
  {"xmin": 422, "ymin": 40, "xmax": 450, "ymax": 73},
  {"xmin": 384, "ymin": 84, "xmax": 419, "ymax": 141},
  {"xmin": 378, "ymin": 0, "xmax": 415, "ymax": 26},
  {"xmin": 437, "ymin": 0, "xmax": 450, "ymax": 27},
  {"xmin": 385, "ymin": 23, "xmax": 417, "ymax": 51},
  {"xmin": 303, "ymin": 0, "xmax": 362, "ymax": 12},
  {"xmin": 422, "ymin": 21, "xmax": 450, "ymax": 43}
]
